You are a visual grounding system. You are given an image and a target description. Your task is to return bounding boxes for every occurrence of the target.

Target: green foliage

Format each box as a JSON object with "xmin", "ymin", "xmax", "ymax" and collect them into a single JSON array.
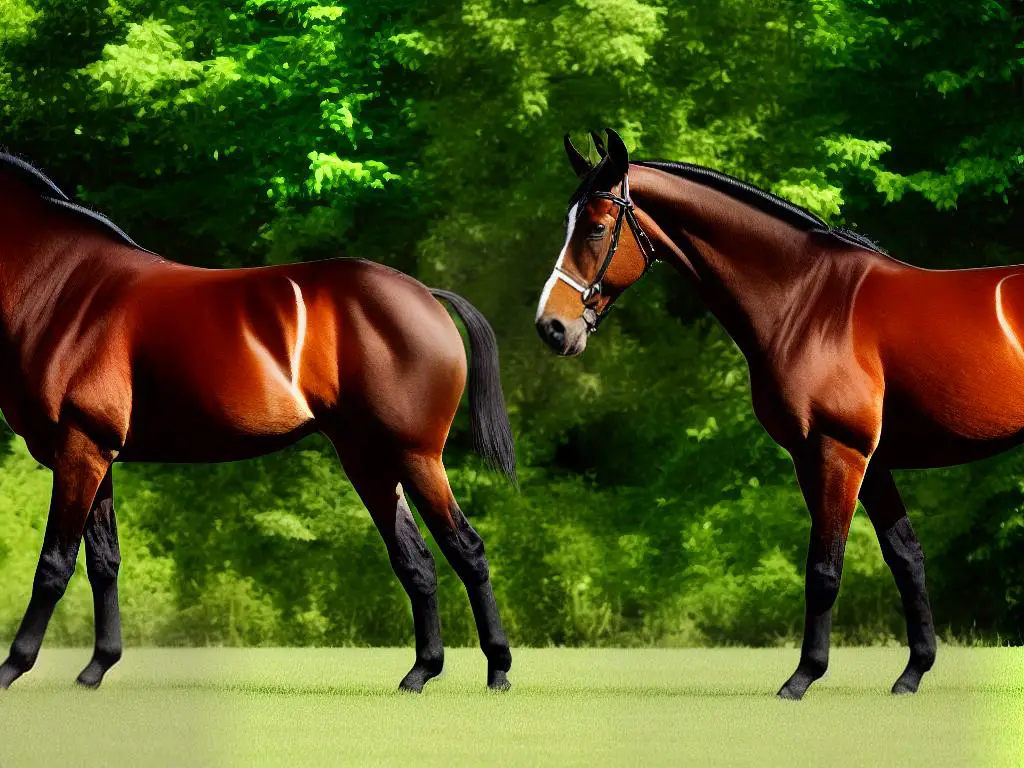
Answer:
[{"xmin": 0, "ymin": 0, "xmax": 1021, "ymax": 647}]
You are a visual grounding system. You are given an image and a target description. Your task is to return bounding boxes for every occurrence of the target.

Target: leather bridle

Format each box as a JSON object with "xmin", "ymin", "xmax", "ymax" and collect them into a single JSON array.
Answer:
[{"xmin": 552, "ymin": 173, "xmax": 657, "ymax": 333}]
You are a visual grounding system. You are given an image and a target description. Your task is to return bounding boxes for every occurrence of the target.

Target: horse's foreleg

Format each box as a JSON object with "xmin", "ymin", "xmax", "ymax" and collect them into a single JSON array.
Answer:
[
  {"xmin": 778, "ymin": 434, "xmax": 867, "ymax": 700},
  {"xmin": 331, "ymin": 436, "xmax": 445, "ymax": 693},
  {"xmin": 0, "ymin": 427, "xmax": 113, "ymax": 688},
  {"xmin": 76, "ymin": 469, "xmax": 123, "ymax": 688},
  {"xmin": 859, "ymin": 464, "xmax": 936, "ymax": 694},
  {"xmin": 401, "ymin": 452, "xmax": 512, "ymax": 691}
]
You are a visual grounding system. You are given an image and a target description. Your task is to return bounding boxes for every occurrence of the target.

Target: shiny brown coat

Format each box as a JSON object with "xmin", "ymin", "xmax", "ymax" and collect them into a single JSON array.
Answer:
[
  {"xmin": 537, "ymin": 130, "xmax": 1009, "ymax": 698},
  {"xmin": 0, "ymin": 157, "xmax": 515, "ymax": 692}
]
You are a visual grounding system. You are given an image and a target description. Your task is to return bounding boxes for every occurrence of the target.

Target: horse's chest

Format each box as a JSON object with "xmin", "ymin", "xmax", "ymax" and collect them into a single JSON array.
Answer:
[
  {"xmin": 748, "ymin": 370, "xmax": 806, "ymax": 451},
  {"xmin": 0, "ymin": 365, "xmax": 64, "ymax": 465},
  {"xmin": 748, "ymin": 350, "xmax": 883, "ymax": 456}
]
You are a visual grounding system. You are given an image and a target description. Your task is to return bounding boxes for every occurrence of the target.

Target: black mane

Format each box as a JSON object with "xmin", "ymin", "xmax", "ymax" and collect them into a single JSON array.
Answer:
[
  {"xmin": 0, "ymin": 153, "xmax": 154, "ymax": 254},
  {"xmin": 635, "ymin": 160, "xmax": 887, "ymax": 255},
  {"xmin": 569, "ymin": 157, "xmax": 887, "ymax": 255}
]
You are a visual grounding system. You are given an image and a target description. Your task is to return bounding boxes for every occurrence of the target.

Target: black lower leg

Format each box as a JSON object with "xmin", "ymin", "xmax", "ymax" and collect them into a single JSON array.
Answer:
[
  {"xmin": 388, "ymin": 499, "xmax": 444, "ymax": 693},
  {"xmin": 77, "ymin": 475, "xmax": 123, "ymax": 688},
  {"xmin": 428, "ymin": 504, "xmax": 511, "ymax": 690},
  {"xmin": 0, "ymin": 538, "xmax": 81, "ymax": 688},
  {"xmin": 779, "ymin": 533, "xmax": 845, "ymax": 700},
  {"xmin": 880, "ymin": 516, "xmax": 936, "ymax": 694},
  {"xmin": 468, "ymin": 580, "xmax": 512, "ymax": 690},
  {"xmin": 860, "ymin": 466, "xmax": 937, "ymax": 695}
]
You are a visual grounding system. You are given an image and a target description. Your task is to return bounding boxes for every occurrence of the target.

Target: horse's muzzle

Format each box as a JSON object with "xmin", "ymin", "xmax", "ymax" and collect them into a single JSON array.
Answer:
[{"xmin": 536, "ymin": 316, "xmax": 586, "ymax": 356}]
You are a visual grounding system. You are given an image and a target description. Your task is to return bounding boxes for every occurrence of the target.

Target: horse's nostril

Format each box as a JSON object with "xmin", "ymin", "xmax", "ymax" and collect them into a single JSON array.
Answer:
[
  {"xmin": 547, "ymin": 319, "xmax": 566, "ymax": 347},
  {"xmin": 536, "ymin": 318, "xmax": 567, "ymax": 350}
]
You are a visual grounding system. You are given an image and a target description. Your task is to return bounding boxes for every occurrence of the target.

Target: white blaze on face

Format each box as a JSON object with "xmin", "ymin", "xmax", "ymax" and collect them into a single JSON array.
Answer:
[
  {"xmin": 536, "ymin": 202, "xmax": 580, "ymax": 321},
  {"xmin": 995, "ymin": 275, "xmax": 1024, "ymax": 359},
  {"xmin": 244, "ymin": 278, "xmax": 315, "ymax": 420}
]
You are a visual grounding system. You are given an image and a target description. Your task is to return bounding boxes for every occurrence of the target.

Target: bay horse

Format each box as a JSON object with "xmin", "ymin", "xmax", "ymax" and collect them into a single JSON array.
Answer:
[
  {"xmin": 536, "ymin": 129, "xmax": 1016, "ymax": 699},
  {"xmin": 0, "ymin": 153, "xmax": 516, "ymax": 692}
]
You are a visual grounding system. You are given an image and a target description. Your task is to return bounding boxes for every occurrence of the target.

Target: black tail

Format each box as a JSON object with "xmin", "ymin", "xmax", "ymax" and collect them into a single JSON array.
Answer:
[{"xmin": 430, "ymin": 288, "xmax": 517, "ymax": 486}]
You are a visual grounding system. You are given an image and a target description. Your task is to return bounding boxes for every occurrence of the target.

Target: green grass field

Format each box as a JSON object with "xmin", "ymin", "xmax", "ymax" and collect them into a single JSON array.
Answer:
[{"xmin": 0, "ymin": 647, "xmax": 1020, "ymax": 767}]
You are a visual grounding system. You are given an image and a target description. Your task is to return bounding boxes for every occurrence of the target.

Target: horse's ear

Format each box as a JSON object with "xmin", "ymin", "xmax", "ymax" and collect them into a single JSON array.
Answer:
[
  {"xmin": 564, "ymin": 133, "xmax": 593, "ymax": 177},
  {"xmin": 590, "ymin": 130, "xmax": 606, "ymax": 158},
  {"xmin": 605, "ymin": 128, "xmax": 630, "ymax": 176}
]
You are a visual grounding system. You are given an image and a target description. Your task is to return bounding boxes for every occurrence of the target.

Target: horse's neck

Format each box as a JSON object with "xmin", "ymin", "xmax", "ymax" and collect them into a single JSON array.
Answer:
[
  {"xmin": 631, "ymin": 167, "xmax": 825, "ymax": 356},
  {"xmin": 0, "ymin": 179, "xmax": 106, "ymax": 349}
]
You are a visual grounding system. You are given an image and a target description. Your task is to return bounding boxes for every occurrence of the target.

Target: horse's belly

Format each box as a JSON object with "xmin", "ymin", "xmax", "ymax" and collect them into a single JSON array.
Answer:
[
  {"xmin": 875, "ymin": 415, "xmax": 1024, "ymax": 469},
  {"xmin": 121, "ymin": 368, "xmax": 319, "ymax": 463},
  {"xmin": 118, "ymin": 423, "xmax": 317, "ymax": 463}
]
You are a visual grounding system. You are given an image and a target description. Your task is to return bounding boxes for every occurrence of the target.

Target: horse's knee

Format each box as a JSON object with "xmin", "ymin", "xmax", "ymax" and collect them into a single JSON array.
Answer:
[
  {"xmin": 880, "ymin": 517, "xmax": 926, "ymax": 582},
  {"xmin": 806, "ymin": 533, "xmax": 845, "ymax": 615},
  {"xmin": 86, "ymin": 552, "xmax": 120, "ymax": 587},
  {"xmin": 33, "ymin": 546, "xmax": 79, "ymax": 600},
  {"xmin": 807, "ymin": 561, "xmax": 842, "ymax": 612},
  {"xmin": 84, "ymin": 505, "xmax": 121, "ymax": 586}
]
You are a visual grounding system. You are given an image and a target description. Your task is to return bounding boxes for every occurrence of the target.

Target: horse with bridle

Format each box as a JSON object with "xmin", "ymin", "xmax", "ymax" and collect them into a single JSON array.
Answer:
[
  {"xmin": 0, "ymin": 153, "xmax": 515, "ymax": 692},
  {"xmin": 536, "ymin": 129, "xmax": 1021, "ymax": 698}
]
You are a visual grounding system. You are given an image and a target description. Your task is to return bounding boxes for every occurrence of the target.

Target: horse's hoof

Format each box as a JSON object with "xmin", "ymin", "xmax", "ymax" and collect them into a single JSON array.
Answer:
[
  {"xmin": 487, "ymin": 669, "xmax": 511, "ymax": 692},
  {"xmin": 398, "ymin": 658, "xmax": 444, "ymax": 693},
  {"xmin": 891, "ymin": 664, "xmax": 924, "ymax": 695},
  {"xmin": 0, "ymin": 658, "xmax": 29, "ymax": 690},
  {"xmin": 777, "ymin": 675, "xmax": 811, "ymax": 700},
  {"xmin": 891, "ymin": 678, "xmax": 920, "ymax": 695},
  {"xmin": 777, "ymin": 685, "xmax": 804, "ymax": 701},
  {"xmin": 75, "ymin": 669, "xmax": 104, "ymax": 689}
]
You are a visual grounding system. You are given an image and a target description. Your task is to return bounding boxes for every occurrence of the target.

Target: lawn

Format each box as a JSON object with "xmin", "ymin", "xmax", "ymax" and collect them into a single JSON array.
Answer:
[{"xmin": 0, "ymin": 647, "xmax": 1020, "ymax": 767}]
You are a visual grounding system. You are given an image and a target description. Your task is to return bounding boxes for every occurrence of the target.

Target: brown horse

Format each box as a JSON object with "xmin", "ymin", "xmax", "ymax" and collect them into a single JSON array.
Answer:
[
  {"xmin": 537, "ymin": 129, "xmax": 1018, "ymax": 699},
  {"xmin": 0, "ymin": 153, "xmax": 515, "ymax": 692}
]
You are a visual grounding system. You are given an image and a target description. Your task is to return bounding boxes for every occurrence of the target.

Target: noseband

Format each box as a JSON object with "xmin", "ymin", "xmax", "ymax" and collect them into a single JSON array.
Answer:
[{"xmin": 553, "ymin": 174, "xmax": 657, "ymax": 333}]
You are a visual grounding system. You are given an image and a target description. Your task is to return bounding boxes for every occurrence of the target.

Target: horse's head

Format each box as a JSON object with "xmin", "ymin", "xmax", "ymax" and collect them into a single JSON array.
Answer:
[{"xmin": 535, "ymin": 129, "xmax": 656, "ymax": 356}]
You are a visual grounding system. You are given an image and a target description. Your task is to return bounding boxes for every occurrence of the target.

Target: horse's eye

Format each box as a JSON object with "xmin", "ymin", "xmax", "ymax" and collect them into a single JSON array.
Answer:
[{"xmin": 587, "ymin": 224, "xmax": 607, "ymax": 240}]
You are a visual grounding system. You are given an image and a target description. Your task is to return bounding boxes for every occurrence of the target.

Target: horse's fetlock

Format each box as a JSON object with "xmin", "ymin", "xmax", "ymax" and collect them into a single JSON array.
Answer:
[
  {"xmin": 94, "ymin": 644, "xmax": 122, "ymax": 667},
  {"xmin": 418, "ymin": 648, "xmax": 445, "ymax": 673},
  {"xmin": 484, "ymin": 642, "xmax": 512, "ymax": 672},
  {"xmin": 800, "ymin": 654, "xmax": 828, "ymax": 680},
  {"xmin": 7, "ymin": 644, "xmax": 38, "ymax": 673},
  {"xmin": 911, "ymin": 644, "xmax": 936, "ymax": 672}
]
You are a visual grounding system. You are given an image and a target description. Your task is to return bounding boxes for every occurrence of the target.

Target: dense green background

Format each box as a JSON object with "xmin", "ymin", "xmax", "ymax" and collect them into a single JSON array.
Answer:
[{"xmin": 0, "ymin": 0, "xmax": 1021, "ymax": 649}]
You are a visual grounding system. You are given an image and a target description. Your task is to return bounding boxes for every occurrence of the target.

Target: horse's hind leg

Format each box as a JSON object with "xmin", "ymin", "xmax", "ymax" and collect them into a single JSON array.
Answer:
[
  {"xmin": 858, "ymin": 464, "xmax": 936, "ymax": 694},
  {"xmin": 778, "ymin": 434, "xmax": 865, "ymax": 700},
  {"xmin": 400, "ymin": 451, "xmax": 511, "ymax": 691},
  {"xmin": 0, "ymin": 427, "xmax": 113, "ymax": 688},
  {"xmin": 76, "ymin": 469, "xmax": 123, "ymax": 688},
  {"xmin": 329, "ymin": 435, "xmax": 445, "ymax": 692}
]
